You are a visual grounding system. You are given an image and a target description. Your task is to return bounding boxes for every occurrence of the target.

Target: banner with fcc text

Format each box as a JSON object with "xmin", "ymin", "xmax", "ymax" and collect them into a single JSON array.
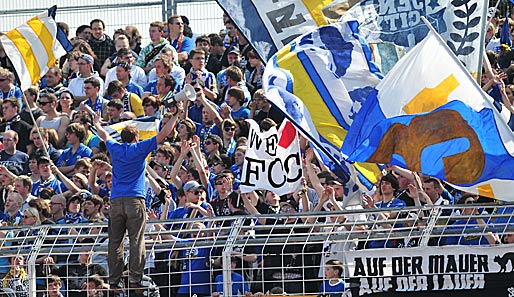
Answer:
[
  {"xmin": 345, "ymin": 245, "xmax": 514, "ymax": 297},
  {"xmin": 239, "ymin": 119, "xmax": 302, "ymax": 196}
]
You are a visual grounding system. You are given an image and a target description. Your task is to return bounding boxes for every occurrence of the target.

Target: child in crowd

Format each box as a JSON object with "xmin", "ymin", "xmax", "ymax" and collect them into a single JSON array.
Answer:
[
  {"xmin": 212, "ymin": 257, "xmax": 251, "ymax": 297},
  {"xmin": 318, "ymin": 259, "xmax": 346, "ymax": 297}
]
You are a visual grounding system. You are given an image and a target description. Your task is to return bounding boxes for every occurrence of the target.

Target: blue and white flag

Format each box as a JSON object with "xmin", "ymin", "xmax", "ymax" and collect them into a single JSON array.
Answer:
[
  {"xmin": 1, "ymin": 6, "xmax": 72, "ymax": 91},
  {"xmin": 342, "ymin": 26, "xmax": 514, "ymax": 201},
  {"xmin": 216, "ymin": 0, "xmax": 332, "ymax": 62},
  {"xmin": 263, "ymin": 21, "xmax": 383, "ymax": 189},
  {"xmin": 340, "ymin": 0, "xmax": 487, "ymax": 76}
]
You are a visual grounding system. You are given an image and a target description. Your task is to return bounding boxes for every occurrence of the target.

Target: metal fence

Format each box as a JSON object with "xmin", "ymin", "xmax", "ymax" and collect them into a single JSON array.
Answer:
[
  {"xmin": 0, "ymin": 1, "xmax": 224, "ymax": 46},
  {"xmin": 0, "ymin": 203, "xmax": 513, "ymax": 296}
]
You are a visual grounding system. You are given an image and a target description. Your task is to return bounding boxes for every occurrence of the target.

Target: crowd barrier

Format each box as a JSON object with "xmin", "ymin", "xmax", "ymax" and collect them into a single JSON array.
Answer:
[{"xmin": 0, "ymin": 203, "xmax": 513, "ymax": 296}]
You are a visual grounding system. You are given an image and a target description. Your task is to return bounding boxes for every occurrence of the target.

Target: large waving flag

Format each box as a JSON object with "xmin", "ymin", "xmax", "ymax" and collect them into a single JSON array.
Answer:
[
  {"xmin": 216, "ymin": 0, "xmax": 332, "ymax": 62},
  {"xmin": 0, "ymin": 6, "xmax": 72, "ymax": 91},
  {"xmin": 341, "ymin": 23, "xmax": 514, "ymax": 201},
  {"xmin": 263, "ymin": 21, "xmax": 383, "ymax": 189},
  {"xmin": 340, "ymin": 0, "xmax": 486, "ymax": 76}
]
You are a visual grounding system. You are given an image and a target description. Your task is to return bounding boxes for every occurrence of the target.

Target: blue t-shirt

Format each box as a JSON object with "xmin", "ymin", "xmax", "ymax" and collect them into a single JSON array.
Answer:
[
  {"xmin": 126, "ymin": 81, "xmax": 144, "ymax": 98},
  {"xmin": 444, "ymin": 218, "xmax": 493, "ymax": 246},
  {"xmin": 366, "ymin": 198, "xmax": 406, "ymax": 249},
  {"xmin": 31, "ymin": 177, "xmax": 67, "ymax": 196},
  {"xmin": 144, "ymin": 79, "xmax": 158, "ymax": 95},
  {"xmin": 56, "ymin": 144, "xmax": 93, "ymax": 167},
  {"xmin": 318, "ymin": 279, "xmax": 346, "ymax": 297},
  {"xmin": 231, "ymin": 106, "xmax": 250, "ymax": 121},
  {"xmin": 106, "ymin": 137, "xmax": 157, "ymax": 199},
  {"xmin": 177, "ymin": 245, "xmax": 212, "ymax": 295},
  {"xmin": 214, "ymin": 272, "xmax": 250, "ymax": 297}
]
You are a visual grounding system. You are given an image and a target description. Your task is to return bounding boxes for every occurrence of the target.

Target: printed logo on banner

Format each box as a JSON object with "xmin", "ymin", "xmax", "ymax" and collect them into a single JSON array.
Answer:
[
  {"xmin": 239, "ymin": 120, "xmax": 302, "ymax": 195},
  {"xmin": 349, "ymin": 0, "xmax": 447, "ymax": 47}
]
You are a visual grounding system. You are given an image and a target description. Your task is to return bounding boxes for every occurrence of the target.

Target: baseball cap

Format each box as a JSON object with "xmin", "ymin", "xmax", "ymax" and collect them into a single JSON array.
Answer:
[
  {"xmin": 280, "ymin": 199, "xmax": 299, "ymax": 211},
  {"xmin": 149, "ymin": 160, "xmax": 168, "ymax": 171},
  {"xmin": 227, "ymin": 46, "xmax": 240, "ymax": 55},
  {"xmin": 183, "ymin": 180, "xmax": 204, "ymax": 192}
]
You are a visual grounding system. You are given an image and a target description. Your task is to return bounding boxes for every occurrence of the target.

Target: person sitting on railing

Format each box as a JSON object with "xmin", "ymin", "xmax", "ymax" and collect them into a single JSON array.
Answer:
[{"xmin": 442, "ymin": 193, "xmax": 500, "ymax": 246}]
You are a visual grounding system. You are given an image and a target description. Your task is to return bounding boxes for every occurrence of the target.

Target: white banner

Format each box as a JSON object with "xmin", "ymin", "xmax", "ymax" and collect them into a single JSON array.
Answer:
[{"xmin": 239, "ymin": 119, "xmax": 302, "ymax": 195}]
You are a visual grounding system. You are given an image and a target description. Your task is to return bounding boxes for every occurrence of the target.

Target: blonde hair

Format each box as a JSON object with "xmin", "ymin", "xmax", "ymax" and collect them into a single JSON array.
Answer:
[{"xmin": 24, "ymin": 207, "xmax": 41, "ymax": 225}]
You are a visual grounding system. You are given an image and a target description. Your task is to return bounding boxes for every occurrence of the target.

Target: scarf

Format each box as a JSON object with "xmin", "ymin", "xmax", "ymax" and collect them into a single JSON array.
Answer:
[
  {"xmin": 2, "ymin": 267, "xmax": 27, "ymax": 288},
  {"xmin": 171, "ymin": 33, "xmax": 184, "ymax": 52},
  {"xmin": 0, "ymin": 86, "xmax": 16, "ymax": 100},
  {"xmin": 122, "ymin": 92, "xmax": 132, "ymax": 112}
]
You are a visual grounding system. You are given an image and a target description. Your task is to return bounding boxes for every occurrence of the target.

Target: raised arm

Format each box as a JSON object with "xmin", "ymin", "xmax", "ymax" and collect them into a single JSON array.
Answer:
[{"xmin": 91, "ymin": 107, "xmax": 112, "ymax": 143}]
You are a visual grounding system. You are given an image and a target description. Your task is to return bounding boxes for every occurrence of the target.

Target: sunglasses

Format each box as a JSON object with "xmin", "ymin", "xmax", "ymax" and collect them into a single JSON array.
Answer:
[
  {"xmin": 214, "ymin": 181, "xmax": 223, "ymax": 185},
  {"xmin": 189, "ymin": 190, "xmax": 202, "ymax": 195},
  {"xmin": 204, "ymin": 141, "xmax": 213, "ymax": 145},
  {"xmin": 37, "ymin": 100, "xmax": 51, "ymax": 106},
  {"xmin": 464, "ymin": 200, "xmax": 475, "ymax": 204},
  {"xmin": 224, "ymin": 127, "xmax": 235, "ymax": 132},
  {"xmin": 194, "ymin": 87, "xmax": 202, "ymax": 92},
  {"xmin": 209, "ymin": 161, "xmax": 220, "ymax": 167},
  {"xmin": 22, "ymin": 215, "xmax": 34, "ymax": 219}
]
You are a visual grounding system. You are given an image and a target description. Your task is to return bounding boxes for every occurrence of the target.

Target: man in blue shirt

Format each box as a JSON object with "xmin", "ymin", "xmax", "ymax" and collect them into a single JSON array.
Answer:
[{"xmin": 92, "ymin": 104, "xmax": 177, "ymax": 292}]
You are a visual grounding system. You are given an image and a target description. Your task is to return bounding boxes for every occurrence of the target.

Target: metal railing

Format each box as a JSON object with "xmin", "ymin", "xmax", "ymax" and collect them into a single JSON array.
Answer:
[{"xmin": 0, "ymin": 203, "xmax": 512, "ymax": 296}]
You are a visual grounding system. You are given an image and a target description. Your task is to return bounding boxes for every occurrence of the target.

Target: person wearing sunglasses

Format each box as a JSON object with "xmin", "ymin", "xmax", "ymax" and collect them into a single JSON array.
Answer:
[
  {"xmin": 221, "ymin": 119, "xmax": 237, "ymax": 158},
  {"xmin": 35, "ymin": 93, "xmax": 71, "ymax": 149}
]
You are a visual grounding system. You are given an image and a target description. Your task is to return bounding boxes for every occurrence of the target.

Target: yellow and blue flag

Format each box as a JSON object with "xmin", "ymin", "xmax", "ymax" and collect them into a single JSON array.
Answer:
[
  {"xmin": 263, "ymin": 21, "xmax": 383, "ymax": 189},
  {"xmin": 0, "ymin": 6, "xmax": 72, "ymax": 91},
  {"xmin": 216, "ymin": 0, "xmax": 332, "ymax": 61},
  {"xmin": 92, "ymin": 117, "xmax": 160, "ymax": 143},
  {"xmin": 342, "ymin": 26, "xmax": 514, "ymax": 201}
]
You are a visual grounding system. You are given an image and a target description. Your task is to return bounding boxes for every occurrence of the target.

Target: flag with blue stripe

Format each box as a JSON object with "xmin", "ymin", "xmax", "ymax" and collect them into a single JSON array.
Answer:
[
  {"xmin": 0, "ymin": 6, "xmax": 72, "ymax": 91},
  {"xmin": 215, "ymin": 0, "xmax": 332, "ymax": 62},
  {"xmin": 342, "ymin": 26, "xmax": 514, "ymax": 201},
  {"xmin": 91, "ymin": 117, "xmax": 160, "ymax": 143},
  {"xmin": 263, "ymin": 21, "xmax": 383, "ymax": 189}
]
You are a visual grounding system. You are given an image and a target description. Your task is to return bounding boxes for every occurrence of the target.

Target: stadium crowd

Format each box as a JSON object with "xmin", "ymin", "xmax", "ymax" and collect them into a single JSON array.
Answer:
[{"xmin": 0, "ymin": 10, "xmax": 511, "ymax": 297}]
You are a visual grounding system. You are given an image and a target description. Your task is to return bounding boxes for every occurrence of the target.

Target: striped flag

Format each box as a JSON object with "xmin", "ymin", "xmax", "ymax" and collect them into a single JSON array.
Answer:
[
  {"xmin": 0, "ymin": 6, "xmax": 72, "ymax": 91},
  {"xmin": 91, "ymin": 117, "xmax": 160, "ymax": 143},
  {"xmin": 216, "ymin": 0, "xmax": 332, "ymax": 62},
  {"xmin": 263, "ymin": 21, "xmax": 383, "ymax": 189}
]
